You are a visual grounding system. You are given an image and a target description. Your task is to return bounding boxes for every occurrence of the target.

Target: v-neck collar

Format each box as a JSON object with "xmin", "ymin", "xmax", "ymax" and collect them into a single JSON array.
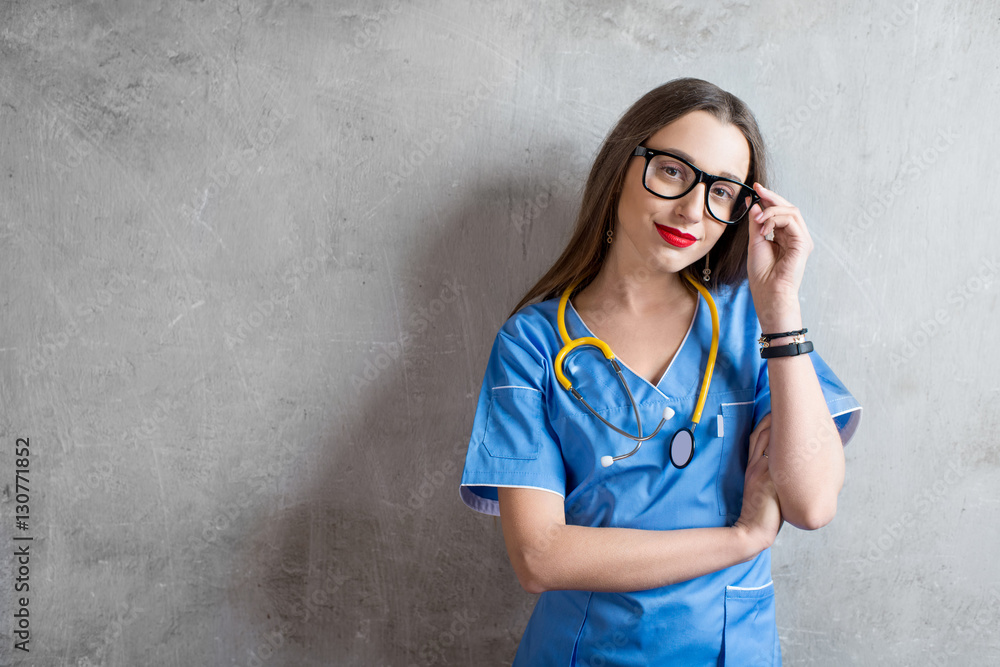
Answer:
[{"xmin": 565, "ymin": 296, "xmax": 700, "ymax": 398}]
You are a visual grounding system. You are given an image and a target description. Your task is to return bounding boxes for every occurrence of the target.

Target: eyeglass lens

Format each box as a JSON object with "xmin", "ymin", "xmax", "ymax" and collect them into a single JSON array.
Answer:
[{"xmin": 644, "ymin": 154, "xmax": 753, "ymax": 223}]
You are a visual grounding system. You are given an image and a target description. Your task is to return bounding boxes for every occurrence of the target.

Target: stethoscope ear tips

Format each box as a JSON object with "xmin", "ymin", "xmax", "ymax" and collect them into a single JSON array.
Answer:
[
  {"xmin": 663, "ymin": 406, "xmax": 676, "ymax": 420},
  {"xmin": 600, "ymin": 455, "xmax": 615, "ymax": 468}
]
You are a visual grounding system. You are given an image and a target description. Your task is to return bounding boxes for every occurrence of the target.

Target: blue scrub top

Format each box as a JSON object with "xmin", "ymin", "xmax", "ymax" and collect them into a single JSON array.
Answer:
[{"xmin": 460, "ymin": 280, "xmax": 862, "ymax": 666}]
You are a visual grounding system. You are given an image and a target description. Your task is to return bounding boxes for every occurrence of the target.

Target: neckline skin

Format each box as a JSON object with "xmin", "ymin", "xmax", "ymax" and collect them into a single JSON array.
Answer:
[{"xmin": 565, "ymin": 295, "xmax": 700, "ymax": 396}]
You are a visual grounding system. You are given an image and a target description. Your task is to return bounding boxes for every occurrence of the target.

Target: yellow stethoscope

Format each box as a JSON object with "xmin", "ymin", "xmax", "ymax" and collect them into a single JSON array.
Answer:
[{"xmin": 555, "ymin": 272, "xmax": 719, "ymax": 469}]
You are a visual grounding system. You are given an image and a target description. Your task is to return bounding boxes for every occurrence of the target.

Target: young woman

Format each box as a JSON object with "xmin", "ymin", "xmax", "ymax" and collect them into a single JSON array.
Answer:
[{"xmin": 459, "ymin": 78, "xmax": 862, "ymax": 665}]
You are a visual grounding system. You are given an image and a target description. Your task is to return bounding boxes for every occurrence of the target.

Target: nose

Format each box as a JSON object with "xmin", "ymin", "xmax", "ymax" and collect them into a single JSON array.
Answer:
[{"xmin": 676, "ymin": 182, "xmax": 707, "ymax": 223}]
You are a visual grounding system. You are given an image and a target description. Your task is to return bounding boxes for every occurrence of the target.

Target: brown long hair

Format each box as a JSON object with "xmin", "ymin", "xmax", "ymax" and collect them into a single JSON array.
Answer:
[{"xmin": 509, "ymin": 78, "xmax": 769, "ymax": 318}]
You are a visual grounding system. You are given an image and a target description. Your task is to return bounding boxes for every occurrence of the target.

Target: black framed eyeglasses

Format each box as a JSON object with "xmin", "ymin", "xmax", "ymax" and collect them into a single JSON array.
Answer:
[{"xmin": 632, "ymin": 146, "xmax": 759, "ymax": 224}]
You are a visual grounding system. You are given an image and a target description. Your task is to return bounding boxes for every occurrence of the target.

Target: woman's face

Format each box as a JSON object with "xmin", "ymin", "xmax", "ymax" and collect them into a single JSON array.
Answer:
[{"xmin": 614, "ymin": 110, "xmax": 751, "ymax": 276}]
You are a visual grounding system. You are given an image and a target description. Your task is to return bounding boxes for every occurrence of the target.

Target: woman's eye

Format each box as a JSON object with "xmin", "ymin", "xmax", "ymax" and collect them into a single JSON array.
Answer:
[
  {"xmin": 711, "ymin": 185, "xmax": 736, "ymax": 200},
  {"xmin": 660, "ymin": 164, "xmax": 684, "ymax": 178}
]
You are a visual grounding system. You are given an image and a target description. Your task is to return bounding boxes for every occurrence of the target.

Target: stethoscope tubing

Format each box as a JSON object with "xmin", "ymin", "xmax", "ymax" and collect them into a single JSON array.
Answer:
[
  {"xmin": 569, "ymin": 359, "xmax": 669, "ymax": 443},
  {"xmin": 555, "ymin": 272, "xmax": 720, "ymax": 467}
]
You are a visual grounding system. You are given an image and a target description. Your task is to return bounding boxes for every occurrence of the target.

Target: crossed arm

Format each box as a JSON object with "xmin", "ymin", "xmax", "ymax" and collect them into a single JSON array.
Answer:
[
  {"xmin": 497, "ymin": 413, "xmax": 784, "ymax": 595},
  {"xmin": 498, "ymin": 381, "xmax": 843, "ymax": 595}
]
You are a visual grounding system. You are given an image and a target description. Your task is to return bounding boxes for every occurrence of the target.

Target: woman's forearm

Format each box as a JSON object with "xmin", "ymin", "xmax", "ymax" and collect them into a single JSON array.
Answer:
[
  {"xmin": 760, "ymin": 310, "xmax": 846, "ymax": 529},
  {"xmin": 513, "ymin": 524, "xmax": 759, "ymax": 594},
  {"xmin": 499, "ymin": 488, "xmax": 767, "ymax": 594}
]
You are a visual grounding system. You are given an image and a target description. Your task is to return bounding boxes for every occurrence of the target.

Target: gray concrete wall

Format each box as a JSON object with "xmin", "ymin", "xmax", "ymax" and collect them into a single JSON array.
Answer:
[{"xmin": 1, "ymin": 1, "xmax": 997, "ymax": 665}]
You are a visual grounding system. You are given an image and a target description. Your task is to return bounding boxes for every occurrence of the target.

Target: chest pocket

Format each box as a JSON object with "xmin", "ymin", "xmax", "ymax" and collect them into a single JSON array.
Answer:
[{"xmin": 716, "ymin": 401, "xmax": 753, "ymax": 522}]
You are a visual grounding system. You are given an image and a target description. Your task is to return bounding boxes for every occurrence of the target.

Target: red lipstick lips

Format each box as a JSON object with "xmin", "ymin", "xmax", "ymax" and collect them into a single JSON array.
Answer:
[{"xmin": 655, "ymin": 224, "xmax": 697, "ymax": 248}]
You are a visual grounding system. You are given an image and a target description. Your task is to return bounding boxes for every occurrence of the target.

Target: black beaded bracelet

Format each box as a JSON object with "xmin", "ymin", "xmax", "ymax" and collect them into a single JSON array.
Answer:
[
  {"xmin": 760, "ymin": 340, "xmax": 814, "ymax": 359},
  {"xmin": 758, "ymin": 328, "xmax": 808, "ymax": 346}
]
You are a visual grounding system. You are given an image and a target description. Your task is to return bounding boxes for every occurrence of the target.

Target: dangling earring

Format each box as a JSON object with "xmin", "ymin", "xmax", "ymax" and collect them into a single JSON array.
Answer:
[
  {"xmin": 606, "ymin": 227, "xmax": 614, "ymax": 244},
  {"xmin": 702, "ymin": 252, "xmax": 711, "ymax": 282}
]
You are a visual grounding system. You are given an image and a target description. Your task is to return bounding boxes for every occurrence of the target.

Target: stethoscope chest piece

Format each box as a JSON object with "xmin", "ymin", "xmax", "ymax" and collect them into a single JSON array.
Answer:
[{"xmin": 668, "ymin": 428, "xmax": 695, "ymax": 469}]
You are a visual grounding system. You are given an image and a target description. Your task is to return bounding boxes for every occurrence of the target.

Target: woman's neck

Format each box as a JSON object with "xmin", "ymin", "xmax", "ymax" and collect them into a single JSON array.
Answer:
[{"xmin": 577, "ymin": 251, "xmax": 692, "ymax": 318}]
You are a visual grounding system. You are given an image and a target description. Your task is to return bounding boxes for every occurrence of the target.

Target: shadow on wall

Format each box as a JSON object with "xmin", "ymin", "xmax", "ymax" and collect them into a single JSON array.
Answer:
[{"xmin": 226, "ymin": 159, "xmax": 581, "ymax": 665}]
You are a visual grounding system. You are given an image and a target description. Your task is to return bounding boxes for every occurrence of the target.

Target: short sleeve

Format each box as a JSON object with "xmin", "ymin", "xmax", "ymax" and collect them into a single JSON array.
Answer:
[
  {"xmin": 753, "ymin": 350, "xmax": 863, "ymax": 446},
  {"xmin": 459, "ymin": 330, "xmax": 567, "ymax": 516}
]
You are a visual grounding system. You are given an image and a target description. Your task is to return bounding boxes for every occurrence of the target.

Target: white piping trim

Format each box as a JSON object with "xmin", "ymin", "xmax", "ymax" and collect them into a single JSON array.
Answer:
[
  {"xmin": 726, "ymin": 581, "xmax": 774, "ymax": 591},
  {"xmin": 720, "ymin": 400, "xmax": 753, "ymax": 408},
  {"xmin": 654, "ymin": 297, "xmax": 698, "ymax": 388},
  {"xmin": 461, "ymin": 483, "xmax": 566, "ymax": 499},
  {"xmin": 492, "ymin": 385, "xmax": 542, "ymax": 393},
  {"xmin": 831, "ymin": 405, "xmax": 862, "ymax": 419}
]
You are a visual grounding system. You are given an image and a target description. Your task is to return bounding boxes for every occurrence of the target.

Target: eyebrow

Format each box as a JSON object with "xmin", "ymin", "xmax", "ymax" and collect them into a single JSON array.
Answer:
[{"xmin": 649, "ymin": 147, "xmax": 747, "ymax": 183}]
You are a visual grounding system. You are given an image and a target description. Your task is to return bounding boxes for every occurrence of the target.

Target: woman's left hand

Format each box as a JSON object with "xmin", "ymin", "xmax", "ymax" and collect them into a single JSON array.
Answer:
[{"xmin": 746, "ymin": 183, "xmax": 813, "ymax": 328}]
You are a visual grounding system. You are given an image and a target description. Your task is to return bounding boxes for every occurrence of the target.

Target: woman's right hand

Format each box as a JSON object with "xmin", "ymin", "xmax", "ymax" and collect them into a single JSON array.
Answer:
[{"xmin": 733, "ymin": 414, "xmax": 784, "ymax": 557}]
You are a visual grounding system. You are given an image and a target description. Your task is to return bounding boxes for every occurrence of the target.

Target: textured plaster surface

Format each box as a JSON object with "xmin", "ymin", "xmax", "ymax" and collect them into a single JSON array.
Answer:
[{"xmin": 1, "ymin": 1, "xmax": 998, "ymax": 665}]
